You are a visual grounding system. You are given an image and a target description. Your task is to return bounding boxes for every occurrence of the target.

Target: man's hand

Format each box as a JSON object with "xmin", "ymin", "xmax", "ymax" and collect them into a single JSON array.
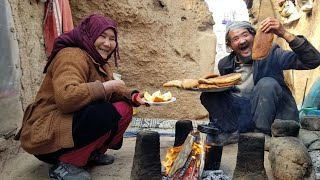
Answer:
[{"xmin": 260, "ymin": 17, "xmax": 295, "ymax": 42}]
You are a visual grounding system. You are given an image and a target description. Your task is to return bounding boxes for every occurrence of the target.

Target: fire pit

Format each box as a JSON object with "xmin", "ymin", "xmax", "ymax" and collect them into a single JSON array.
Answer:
[
  {"xmin": 161, "ymin": 121, "xmax": 224, "ymax": 179},
  {"xmin": 130, "ymin": 120, "xmax": 265, "ymax": 180}
]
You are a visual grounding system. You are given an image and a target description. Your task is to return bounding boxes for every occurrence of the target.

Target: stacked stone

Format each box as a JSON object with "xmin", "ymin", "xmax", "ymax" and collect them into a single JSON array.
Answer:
[
  {"xmin": 269, "ymin": 119, "xmax": 317, "ymax": 180},
  {"xmin": 298, "ymin": 116, "xmax": 320, "ymax": 179}
]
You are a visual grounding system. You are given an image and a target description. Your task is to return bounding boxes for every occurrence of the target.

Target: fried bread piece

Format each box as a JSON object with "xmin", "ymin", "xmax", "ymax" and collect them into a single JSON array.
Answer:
[
  {"xmin": 198, "ymin": 78, "xmax": 218, "ymax": 84},
  {"xmin": 198, "ymin": 84, "xmax": 219, "ymax": 89},
  {"xmin": 252, "ymin": 26, "xmax": 274, "ymax": 60},
  {"xmin": 201, "ymin": 73, "xmax": 220, "ymax": 79},
  {"xmin": 181, "ymin": 79, "xmax": 199, "ymax": 89},
  {"xmin": 214, "ymin": 79, "xmax": 241, "ymax": 87},
  {"xmin": 163, "ymin": 80, "xmax": 182, "ymax": 88},
  {"xmin": 199, "ymin": 73, "xmax": 241, "ymax": 85}
]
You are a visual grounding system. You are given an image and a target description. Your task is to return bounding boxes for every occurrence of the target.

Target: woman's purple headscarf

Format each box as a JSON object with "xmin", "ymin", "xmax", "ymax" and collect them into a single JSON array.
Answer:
[{"xmin": 43, "ymin": 14, "xmax": 119, "ymax": 73}]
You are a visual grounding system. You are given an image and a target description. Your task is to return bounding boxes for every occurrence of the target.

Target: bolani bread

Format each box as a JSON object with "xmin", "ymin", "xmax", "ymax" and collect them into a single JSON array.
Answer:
[
  {"xmin": 198, "ymin": 84, "xmax": 219, "ymax": 89},
  {"xmin": 163, "ymin": 80, "xmax": 183, "ymax": 88},
  {"xmin": 181, "ymin": 79, "xmax": 199, "ymax": 89},
  {"xmin": 252, "ymin": 26, "xmax": 274, "ymax": 60},
  {"xmin": 200, "ymin": 73, "xmax": 241, "ymax": 85},
  {"xmin": 201, "ymin": 73, "xmax": 220, "ymax": 79}
]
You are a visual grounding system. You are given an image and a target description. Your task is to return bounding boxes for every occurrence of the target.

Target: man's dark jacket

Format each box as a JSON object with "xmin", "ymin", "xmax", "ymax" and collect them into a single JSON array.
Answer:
[{"xmin": 218, "ymin": 35, "xmax": 320, "ymax": 118}]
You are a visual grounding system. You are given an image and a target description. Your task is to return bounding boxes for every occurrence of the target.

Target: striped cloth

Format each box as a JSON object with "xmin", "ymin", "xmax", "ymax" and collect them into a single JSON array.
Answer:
[{"xmin": 43, "ymin": 0, "xmax": 73, "ymax": 57}]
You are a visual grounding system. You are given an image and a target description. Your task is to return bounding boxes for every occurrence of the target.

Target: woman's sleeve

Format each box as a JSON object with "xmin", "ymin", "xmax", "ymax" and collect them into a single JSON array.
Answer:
[{"xmin": 50, "ymin": 50, "xmax": 106, "ymax": 113}]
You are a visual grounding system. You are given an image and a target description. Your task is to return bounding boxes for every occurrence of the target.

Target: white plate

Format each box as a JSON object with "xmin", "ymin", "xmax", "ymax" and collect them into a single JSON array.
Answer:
[{"xmin": 142, "ymin": 97, "xmax": 176, "ymax": 106}]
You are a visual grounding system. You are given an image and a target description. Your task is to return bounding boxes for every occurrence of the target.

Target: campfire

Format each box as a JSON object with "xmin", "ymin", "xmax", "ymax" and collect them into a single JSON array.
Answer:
[
  {"xmin": 162, "ymin": 124, "xmax": 222, "ymax": 179},
  {"xmin": 131, "ymin": 120, "xmax": 266, "ymax": 180}
]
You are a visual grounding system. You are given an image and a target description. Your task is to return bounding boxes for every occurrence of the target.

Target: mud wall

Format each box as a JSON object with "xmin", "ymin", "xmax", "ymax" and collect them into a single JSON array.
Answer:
[{"xmin": 8, "ymin": 0, "xmax": 216, "ymax": 122}]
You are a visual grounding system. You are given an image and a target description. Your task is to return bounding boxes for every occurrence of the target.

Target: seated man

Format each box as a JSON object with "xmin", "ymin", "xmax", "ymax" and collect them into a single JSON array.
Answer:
[{"xmin": 201, "ymin": 17, "xmax": 320, "ymax": 141}]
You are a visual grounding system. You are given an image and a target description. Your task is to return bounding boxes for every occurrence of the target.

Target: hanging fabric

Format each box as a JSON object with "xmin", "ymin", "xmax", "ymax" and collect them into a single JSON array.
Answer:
[{"xmin": 43, "ymin": 0, "xmax": 74, "ymax": 57}]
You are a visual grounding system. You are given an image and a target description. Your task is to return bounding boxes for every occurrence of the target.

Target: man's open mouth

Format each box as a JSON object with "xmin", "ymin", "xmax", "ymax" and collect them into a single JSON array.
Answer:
[{"xmin": 239, "ymin": 44, "xmax": 250, "ymax": 54}]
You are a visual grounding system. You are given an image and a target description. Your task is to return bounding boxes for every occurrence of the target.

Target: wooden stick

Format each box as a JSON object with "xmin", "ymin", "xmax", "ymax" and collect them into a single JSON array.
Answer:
[
  {"xmin": 168, "ymin": 134, "xmax": 195, "ymax": 177},
  {"xmin": 197, "ymin": 132, "xmax": 206, "ymax": 179},
  {"xmin": 178, "ymin": 152, "xmax": 193, "ymax": 179},
  {"xmin": 301, "ymin": 78, "xmax": 309, "ymax": 108}
]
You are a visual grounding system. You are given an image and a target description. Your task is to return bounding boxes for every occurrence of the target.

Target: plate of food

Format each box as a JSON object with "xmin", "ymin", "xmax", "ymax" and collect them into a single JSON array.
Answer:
[
  {"xmin": 142, "ymin": 90, "xmax": 176, "ymax": 106},
  {"xmin": 162, "ymin": 73, "xmax": 240, "ymax": 93}
]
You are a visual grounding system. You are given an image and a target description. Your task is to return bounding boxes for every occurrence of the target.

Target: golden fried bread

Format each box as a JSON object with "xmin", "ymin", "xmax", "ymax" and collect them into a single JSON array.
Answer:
[
  {"xmin": 201, "ymin": 73, "xmax": 220, "ymax": 79},
  {"xmin": 215, "ymin": 79, "xmax": 241, "ymax": 87},
  {"xmin": 163, "ymin": 80, "xmax": 182, "ymax": 88},
  {"xmin": 205, "ymin": 73, "xmax": 241, "ymax": 84},
  {"xmin": 198, "ymin": 84, "xmax": 219, "ymax": 89},
  {"xmin": 198, "ymin": 78, "xmax": 217, "ymax": 84},
  {"xmin": 181, "ymin": 79, "xmax": 199, "ymax": 89},
  {"xmin": 252, "ymin": 26, "xmax": 274, "ymax": 60}
]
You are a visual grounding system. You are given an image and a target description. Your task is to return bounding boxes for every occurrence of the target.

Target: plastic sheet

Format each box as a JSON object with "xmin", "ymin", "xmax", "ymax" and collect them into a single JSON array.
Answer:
[
  {"xmin": 0, "ymin": 1, "xmax": 19, "ymax": 98},
  {"xmin": 300, "ymin": 78, "xmax": 320, "ymax": 118}
]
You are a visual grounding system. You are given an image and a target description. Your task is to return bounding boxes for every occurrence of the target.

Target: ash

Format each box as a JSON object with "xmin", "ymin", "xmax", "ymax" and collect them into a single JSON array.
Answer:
[
  {"xmin": 162, "ymin": 170, "xmax": 231, "ymax": 180},
  {"xmin": 202, "ymin": 170, "xmax": 231, "ymax": 180}
]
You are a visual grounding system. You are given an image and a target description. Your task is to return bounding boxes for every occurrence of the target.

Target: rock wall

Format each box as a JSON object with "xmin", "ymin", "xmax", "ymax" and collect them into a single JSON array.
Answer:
[
  {"xmin": 8, "ymin": 0, "xmax": 216, "ymax": 121},
  {"xmin": 8, "ymin": 0, "xmax": 46, "ymax": 108},
  {"xmin": 69, "ymin": 0, "xmax": 216, "ymax": 119},
  {"xmin": 7, "ymin": 0, "xmax": 320, "ymax": 126},
  {"xmin": 279, "ymin": 0, "xmax": 320, "ymax": 105}
]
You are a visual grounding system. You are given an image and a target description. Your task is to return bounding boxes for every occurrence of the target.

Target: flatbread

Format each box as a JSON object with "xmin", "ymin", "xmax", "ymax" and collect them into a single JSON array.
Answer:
[
  {"xmin": 252, "ymin": 26, "xmax": 274, "ymax": 60},
  {"xmin": 198, "ymin": 84, "xmax": 219, "ymax": 89},
  {"xmin": 163, "ymin": 80, "xmax": 182, "ymax": 87},
  {"xmin": 201, "ymin": 73, "xmax": 241, "ymax": 84},
  {"xmin": 198, "ymin": 78, "xmax": 217, "ymax": 85},
  {"xmin": 201, "ymin": 73, "xmax": 220, "ymax": 79},
  {"xmin": 215, "ymin": 79, "xmax": 241, "ymax": 87},
  {"xmin": 181, "ymin": 79, "xmax": 199, "ymax": 89}
]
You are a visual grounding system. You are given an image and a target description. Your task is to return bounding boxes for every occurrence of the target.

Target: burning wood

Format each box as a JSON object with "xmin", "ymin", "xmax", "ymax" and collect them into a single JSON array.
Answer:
[
  {"xmin": 167, "ymin": 134, "xmax": 195, "ymax": 177},
  {"xmin": 162, "ymin": 131, "xmax": 208, "ymax": 179}
]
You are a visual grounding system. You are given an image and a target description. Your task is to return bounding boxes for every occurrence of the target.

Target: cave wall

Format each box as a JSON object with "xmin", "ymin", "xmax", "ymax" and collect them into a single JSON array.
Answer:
[
  {"xmin": 9, "ymin": 0, "xmax": 216, "ymax": 121},
  {"xmin": 8, "ymin": 0, "xmax": 320, "ymax": 127}
]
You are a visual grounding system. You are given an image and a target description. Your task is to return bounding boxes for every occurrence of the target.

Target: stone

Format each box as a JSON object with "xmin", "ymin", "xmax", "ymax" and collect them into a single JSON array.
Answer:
[
  {"xmin": 0, "ymin": 138, "xmax": 7, "ymax": 152},
  {"xmin": 264, "ymin": 134, "xmax": 271, "ymax": 151},
  {"xmin": 233, "ymin": 133, "xmax": 267, "ymax": 180},
  {"xmin": 300, "ymin": 116, "xmax": 320, "ymax": 131},
  {"xmin": 271, "ymin": 119, "xmax": 300, "ymax": 137},
  {"xmin": 173, "ymin": 120, "xmax": 193, "ymax": 147},
  {"xmin": 309, "ymin": 140, "xmax": 320, "ymax": 151},
  {"xmin": 298, "ymin": 129, "xmax": 319, "ymax": 149},
  {"xmin": 131, "ymin": 131, "xmax": 162, "ymax": 180},
  {"xmin": 309, "ymin": 150, "xmax": 320, "ymax": 179},
  {"xmin": 269, "ymin": 137, "xmax": 316, "ymax": 180}
]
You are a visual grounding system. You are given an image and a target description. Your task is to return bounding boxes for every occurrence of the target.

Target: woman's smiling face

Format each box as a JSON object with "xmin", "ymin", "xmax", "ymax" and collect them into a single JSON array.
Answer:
[{"xmin": 94, "ymin": 28, "xmax": 117, "ymax": 60}]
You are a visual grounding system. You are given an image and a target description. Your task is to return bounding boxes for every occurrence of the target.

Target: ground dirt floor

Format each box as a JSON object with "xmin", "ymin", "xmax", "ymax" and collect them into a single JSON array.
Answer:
[{"xmin": 1, "ymin": 136, "xmax": 274, "ymax": 180}]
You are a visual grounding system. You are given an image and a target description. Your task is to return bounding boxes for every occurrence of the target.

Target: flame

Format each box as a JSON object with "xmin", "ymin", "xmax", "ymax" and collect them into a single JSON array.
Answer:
[
  {"xmin": 162, "ymin": 145, "xmax": 182, "ymax": 174},
  {"xmin": 162, "ymin": 141, "xmax": 209, "ymax": 176}
]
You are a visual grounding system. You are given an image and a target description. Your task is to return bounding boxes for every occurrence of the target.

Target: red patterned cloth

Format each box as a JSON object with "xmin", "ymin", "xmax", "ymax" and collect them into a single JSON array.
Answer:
[{"xmin": 43, "ymin": 0, "xmax": 73, "ymax": 57}]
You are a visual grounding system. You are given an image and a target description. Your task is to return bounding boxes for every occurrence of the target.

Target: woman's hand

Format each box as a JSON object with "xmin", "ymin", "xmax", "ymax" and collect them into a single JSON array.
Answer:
[
  {"xmin": 260, "ymin": 17, "xmax": 294, "ymax": 42},
  {"xmin": 103, "ymin": 80, "xmax": 126, "ymax": 89},
  {"xmin": 102, "ymin": 80, "xmax": 130, "ymax": 97},
  {"xmin": 132, "ymin": 92, "xmax": 150, "ymax": 107}
]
